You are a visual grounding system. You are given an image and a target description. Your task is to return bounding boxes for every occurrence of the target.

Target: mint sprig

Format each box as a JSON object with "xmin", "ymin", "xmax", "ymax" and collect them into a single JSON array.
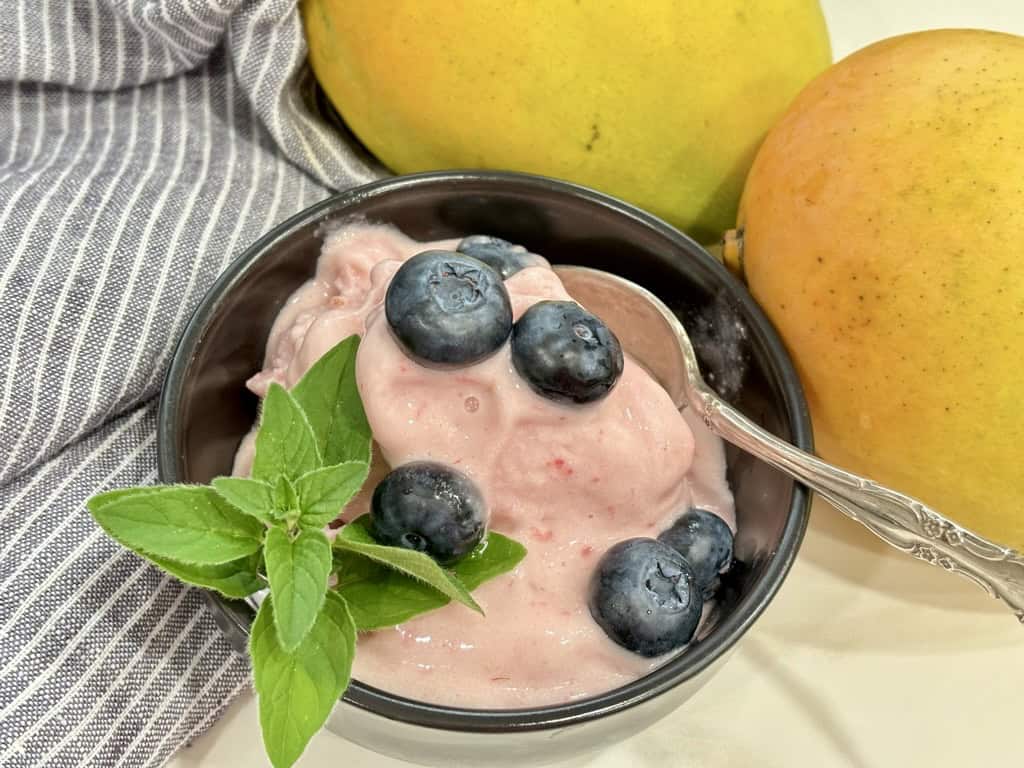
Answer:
[
  {"xmin": 252, "ymin": 383, "xmax": 322, "ymax": 481},
  {"xmin": 264, "ymin": 527, "xmax": 333, "ymax": 651},
  {"xmin": 210, "ymin": 476, "xmax": 280, "ymax": 525},
  {"xmin": 85, "ymin": 335, "xmax": 528, "ymax": 768},
  {"xmin": 334, "ymin": 515, "xmax": 483, "ymax": 614},
  {"xmin": 335, "ymin": 528, "xmax": 526, "ymax": 630},
  {"xmin": 291, "ymin": 335, "xmax": 372, "ymax": 465},
  {"xmin": 294, "ymin": 461, "xmax": 369, "ymax": 529},
  {"xmin": 147, "ymin": 553, "xmax": 265, "ymax": 598},
  {"xmin": 251, "ymin": 592, "xmax": 356, "ymax": 768},
  {"xmin": 88, "ymin": 485, "xmax": 265, "ymax": 564}
]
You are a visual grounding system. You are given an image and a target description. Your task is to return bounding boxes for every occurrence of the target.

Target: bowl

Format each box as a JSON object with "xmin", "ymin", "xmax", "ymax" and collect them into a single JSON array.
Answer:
[{"xmin": 158, "ymin": 171, "xmax": 812, "ymax": 766}]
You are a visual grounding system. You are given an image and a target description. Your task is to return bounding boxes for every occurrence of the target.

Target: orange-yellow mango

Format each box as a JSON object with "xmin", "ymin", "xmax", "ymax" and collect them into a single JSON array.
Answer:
[
  {"xmin": 301, "ymin": 0, "xmax": 830, "ymax": 243},
  {"xmin": 738, "ymin": 30, "xmax": 1024, "ymax": 550}
]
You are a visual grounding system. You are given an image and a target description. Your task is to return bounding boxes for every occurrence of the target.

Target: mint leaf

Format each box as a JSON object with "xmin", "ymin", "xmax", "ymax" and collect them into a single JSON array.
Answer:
[
  {"xmin": 291, "ymin": 335, "xmax": 371, "ymax": 465},
  {"xmin": 252, "ymin": 383, "xmax": 321, "ymax": 482},
  {"xmin": 274, "ymin": 475, "xmax": 299, "ymax": 513},
  {"xmin": 448, "ymin": 531, "xmax": 527, "ymax": 590},
  {"xmin": 333, "ymin": 516, "xmax": 481, "ymax": 615},
  {"xmin": 263, "ymin": 527, "xmax": 332, "ymax": 652},
  {"xmin": 88, "ymin": 486, "xmax": 264, "ymax": 565},
  {"xmin": 333, "ymin": 553, "xmax": 445, "ymax": 629},
  {"xmin": 148, "ymin": 553, "xmax": 264, "ymax": 598},
  {"xmin": 334, "ymin": 531, "xmax": 525, "ymax": 630},
  {"xmin": 211, "ymin": 476, "xmax": 279, "ymax": 525},
  {"xmin": 90, "ymin": 489, "xmax": 265, "ymax": 597},
  {"xmin": 87, "ymin": 486, "xmax": 163, "ymax": 510},
  {"xmin": 251, "ymin": 592, "xmax": 355, "ymax": 768},
  {"xmin": 294, "ymin": 461, "xmax": 369, "ymax": 529}
]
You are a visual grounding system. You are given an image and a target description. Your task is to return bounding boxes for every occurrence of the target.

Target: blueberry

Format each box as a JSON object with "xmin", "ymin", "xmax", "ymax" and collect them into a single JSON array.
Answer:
[
  {"xmin": 385, "ymin": 250, "xmax": 512, "ymax": 366},
  {"xmin": 456, "ymin": 235, "xmax": 547, "ymax": 279},
  {"xmin": 588, "ymin": 538, "xmax": 701, "ymax": 657},
  {"xmin": 511, "ymin": 300, "xmax": 624, "ymax": 404},
  {"xmin": 370, "ymin": 461, "xmax": 487, "ymax": 564},
  {"xmin": 658, "ymin": 508, "xmax": 734, "ymax": 598}
]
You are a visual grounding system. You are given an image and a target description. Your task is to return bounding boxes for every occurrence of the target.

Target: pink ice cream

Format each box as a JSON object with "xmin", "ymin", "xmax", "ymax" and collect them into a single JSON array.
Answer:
[{"xmin": 235, "ymin": 223, "xmax": 734, "ymax": 708}]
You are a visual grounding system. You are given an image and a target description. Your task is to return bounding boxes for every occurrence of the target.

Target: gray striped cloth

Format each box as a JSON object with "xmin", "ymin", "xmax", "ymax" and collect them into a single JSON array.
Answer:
[{"xmin": 0, "ymin": 2, "xmax": 380, "ymax": 765}]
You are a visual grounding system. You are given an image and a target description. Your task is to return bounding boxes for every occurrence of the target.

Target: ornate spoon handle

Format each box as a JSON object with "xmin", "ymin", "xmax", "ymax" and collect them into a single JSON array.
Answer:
[
  {"xmin": 551, "ymin": 263, "xmax": 1024, "ymax": 622},
  {"xmin": 692, "ymin": 386, "xmax": 1024, "ymax": 623}
]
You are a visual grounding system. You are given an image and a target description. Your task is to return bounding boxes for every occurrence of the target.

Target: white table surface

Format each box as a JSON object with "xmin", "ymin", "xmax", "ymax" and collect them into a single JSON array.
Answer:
[{"xmin": 169, "ymin": 2, "xmax": 1024, "ymax": 766}]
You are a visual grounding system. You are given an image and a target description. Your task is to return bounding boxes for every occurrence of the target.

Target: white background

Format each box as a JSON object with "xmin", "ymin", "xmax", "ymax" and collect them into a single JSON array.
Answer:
[{"xmin": 169, "ymin": 2, "xmax": 1024, "ymax": 766}]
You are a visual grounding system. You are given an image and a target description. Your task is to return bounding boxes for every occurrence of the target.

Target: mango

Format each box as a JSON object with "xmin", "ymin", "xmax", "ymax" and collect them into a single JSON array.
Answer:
[
  {"xmin": 736, "ymin": 30, "xmax": 1024, "ymax": 550},
  {"xmin": 301, "ymin": 0, "xmax": 831, "ymax": 243}
]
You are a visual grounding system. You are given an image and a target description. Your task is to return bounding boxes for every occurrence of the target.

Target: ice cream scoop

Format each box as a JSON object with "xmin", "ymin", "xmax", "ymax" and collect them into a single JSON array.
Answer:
[
  {"xmin": 555, "ymin": 266, "xmax": 1024, "ymax": 622},
  {"xmin": 236, "ymin": 223, "xmax": 737, "ymax": 708}
]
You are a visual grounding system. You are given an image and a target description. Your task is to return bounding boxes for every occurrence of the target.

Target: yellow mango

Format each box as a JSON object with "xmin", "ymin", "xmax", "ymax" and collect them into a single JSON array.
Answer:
[
  {"xmin": 301, "ymin": 0, "xmax": 830, "ymax": 243},
  {"xmin": 737, "ymin": 30, "xmax": 1024, "ymax": 550}
]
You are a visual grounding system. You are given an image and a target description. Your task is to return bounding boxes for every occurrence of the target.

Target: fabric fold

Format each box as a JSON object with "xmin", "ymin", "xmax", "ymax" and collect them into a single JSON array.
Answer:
[{"xmin": 0, "ymin": 2, "xmax": 382, "ymax": 765}]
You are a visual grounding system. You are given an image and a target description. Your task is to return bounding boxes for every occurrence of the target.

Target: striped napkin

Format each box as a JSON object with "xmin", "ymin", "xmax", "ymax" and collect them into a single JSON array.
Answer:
[{"xmin": 0, "ymin": 2, "xmax": 379, "ymax": 765}]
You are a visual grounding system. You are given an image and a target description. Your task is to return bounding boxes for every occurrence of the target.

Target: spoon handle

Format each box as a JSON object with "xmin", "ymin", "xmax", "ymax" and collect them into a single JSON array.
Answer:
[{"xmin": 696, "ymin": 391, "xmax": 1024, "ymax": 623}]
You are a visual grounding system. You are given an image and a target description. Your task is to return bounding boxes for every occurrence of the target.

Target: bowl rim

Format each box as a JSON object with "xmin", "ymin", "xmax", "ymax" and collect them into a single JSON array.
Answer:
[{"xmin": 158, "ymin": 169, "xmax": 813, "ymax": 734}]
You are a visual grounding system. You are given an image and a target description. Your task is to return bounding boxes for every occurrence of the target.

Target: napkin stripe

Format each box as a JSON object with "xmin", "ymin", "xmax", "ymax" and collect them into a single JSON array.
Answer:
[
  {"xmin": 182, "ymin": 1, "xmax": 228, "ymax": 36},
  {"xmin": 134, "ymin": 651, "xmax": 249, "ymax": 767},
  {"xmin": 48, "ymin": 588, "xmax": 197, "ymax": 764},
  {"xmin": 9, "ymin": 571, "xmax": 176, "ymax": 749},
  {"xmin": 0, "ymin": 82, "xmax": 15, "ymax": 165},
  {"xmin": 84, "ymin": 77, "xmax": 187, "ymax": 427},
  {"xmin": 0, "ymin": 428, "xmax": 156, "ymax": 647},
  {"xmin": 0, "ymin": 408, "xmax": 154, "ymax": 572},
  {"xmin": 0, "ymin": 90, "xmax": 99, "ymax": 450},
  {"xmin": 0, "ymin": 555, "xmax": 148, "ymax": 701},
  {"xmin": 140, "ymin": 73, "xmax": 243, "ymax": 392},
  {"xmin": 0, "ymin": 89, "xmax": 64, "ymax": 258},
  {"xmin": 1, "ymin": 94, "xmax": 116, "ymax": 475},
  {"xmin": 111, "ymin": 630, "xmax": 223, "ymax": 767},
  {"xmin": 106, "ymin": 77, "xmax": 198, "ymax": 409},
  {"xmin": 0, "ymin": 550, "xmax": 140, "ymax": 680},
  {"xmin": 31, "ymin": 85, "xmax": 147, "ymax": 460},
  {"xmin": 0, "ymin": 407, "xmax": 249, "ymax": 768},
  {"xmin": 0, "ymin": 2, "xmax": 384, "ymax": 765}
]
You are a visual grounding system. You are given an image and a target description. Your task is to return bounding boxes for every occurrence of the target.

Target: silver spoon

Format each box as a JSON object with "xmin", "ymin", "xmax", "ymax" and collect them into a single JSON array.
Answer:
[{"xmin": 553, "ymin": 265, "xmax": 1024, "ymax": 622}]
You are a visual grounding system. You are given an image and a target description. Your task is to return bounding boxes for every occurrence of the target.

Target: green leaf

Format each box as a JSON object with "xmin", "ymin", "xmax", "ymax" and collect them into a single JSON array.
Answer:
[
  {"xmin": 87, "ymin": 486, "xmax": 163, "ymax": 510},
  {"xmin": 294, "ymin": 461, "xmax": 369, "ymax": 529},
  {"xmin": 88, "ymin": 486, "xmax": 265, "ymax": 565},
  {"xmin": 274, "ymin": 475, "xmax": 299, "ymax": 513},
  {"xmin": 333, "ymin": 516, "xmax": 482, "ymax": 616},
  {"xmin": 148, "ymin": 553, "xmax": 264, "ymax": 598},
  {"xmin": 447, "ymin": 531, "xmax": 528, "ymax": 590},
  {"xmin": 291, "ymin": 335, "xmax": 371, "ymax": 466},
  {"xmin": 211, "ymin": 476, "xmax": 279, "ymax": 525},
  {"xmin": 334, "ymin": 531, "xmax": 526, "ymax": 630},
  {"xmin": 251, "ymin": 592, "xmax": 355, "ymax": 768},
  {"xmin": 333, "ymin": 553, "xmax": 446, "ymax": 629},
  {"xmin": 263, "ymin": 527, "xmax": 333, "ymax": 652},
  {"xmin": 252, "ymin": 383, "xmax": 321, "ymax": 483}
]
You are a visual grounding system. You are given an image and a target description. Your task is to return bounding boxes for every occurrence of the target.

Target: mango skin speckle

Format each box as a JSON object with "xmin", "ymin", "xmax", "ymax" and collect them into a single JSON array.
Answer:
[
  {"xmin": 739, "ymin": 30, "xmax": 1024, "ymax": 550},
  {"xmin": 301, "ymin": 0, "xmax": 831, "ymax": 244}
]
